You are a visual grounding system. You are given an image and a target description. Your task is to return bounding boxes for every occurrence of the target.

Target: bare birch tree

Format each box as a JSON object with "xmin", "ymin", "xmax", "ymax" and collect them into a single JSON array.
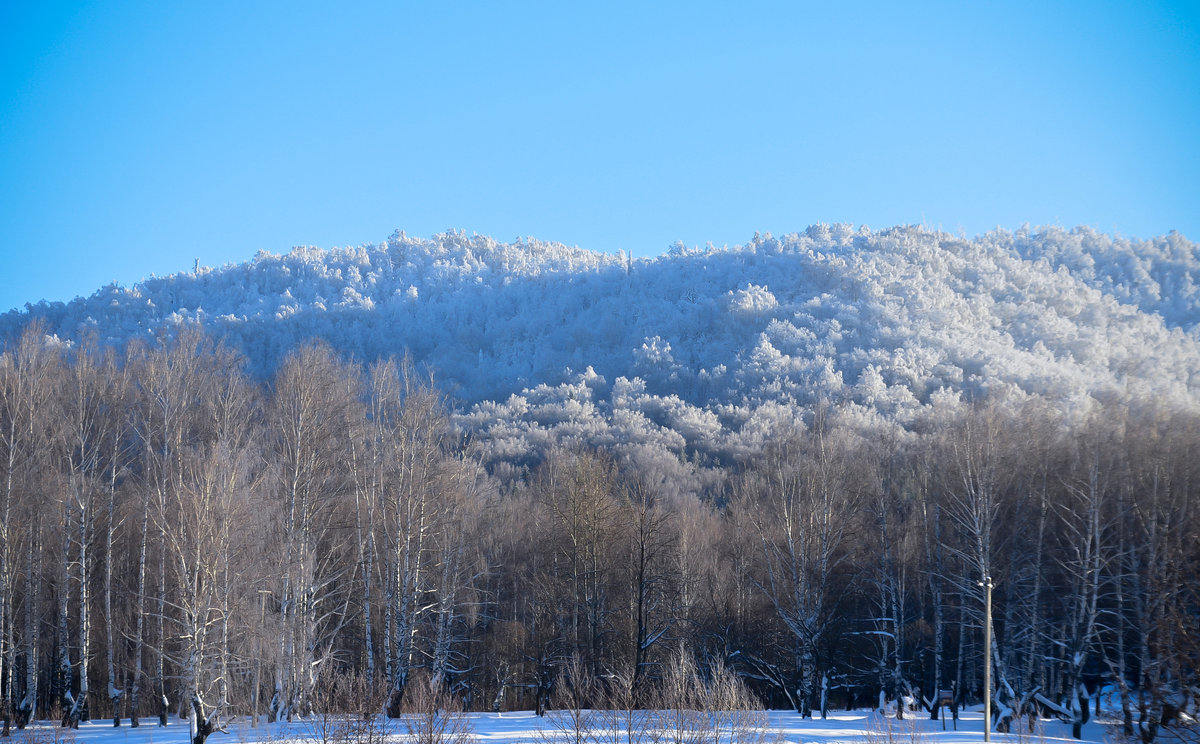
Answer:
[
  {"xmin": 154, "ymin": 345, "xmax": 262, "ymax": 744},
  {"xmin": 266, "ymin": 342, "xmax": 358, "ymax": 721},
  {"xmin": 366, "ymin": 358, "xmax": 464, "ymax": 715},
  {"xmin": 0, "ymin": 325, "xmax": 59, "ymax": 729},
  {"xmin": 129, "ymin": 329, "xmax": 221, "ymax": 726},
  {"xmin": 735, "ymin": 409, "xmax": 862, "ymax": 717}
]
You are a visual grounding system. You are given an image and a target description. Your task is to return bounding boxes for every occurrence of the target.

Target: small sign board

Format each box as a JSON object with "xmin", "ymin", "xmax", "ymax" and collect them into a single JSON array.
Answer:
[{"xmin": 938, "ymin": 689, "xmax": 953, "ymax": 707}]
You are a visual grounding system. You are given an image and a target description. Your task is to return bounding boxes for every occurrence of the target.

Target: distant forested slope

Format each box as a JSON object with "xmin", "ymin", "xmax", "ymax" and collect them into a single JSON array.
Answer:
[{"xmin": 5, "ymin": 224, "xmax": 1198, "ymax": 461}]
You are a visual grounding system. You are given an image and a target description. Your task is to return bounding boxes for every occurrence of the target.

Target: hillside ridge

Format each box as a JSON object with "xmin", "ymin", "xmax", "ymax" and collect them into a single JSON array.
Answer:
[{"xmin": 5, "ymin": 224, "xmax": 1199, "ymax": 460}]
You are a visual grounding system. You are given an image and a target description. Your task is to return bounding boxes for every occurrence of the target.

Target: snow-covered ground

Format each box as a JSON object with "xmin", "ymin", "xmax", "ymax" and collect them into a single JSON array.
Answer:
[{"xmin": 10, "ymin": 708, "xmax": 1113, "ymax": 744}]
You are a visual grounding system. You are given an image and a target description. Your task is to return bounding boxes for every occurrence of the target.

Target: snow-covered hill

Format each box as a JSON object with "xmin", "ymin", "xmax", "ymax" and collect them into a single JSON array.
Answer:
[{"xmin": 6, "ymin": 224, "xmax": 1198, "ymax": 460}]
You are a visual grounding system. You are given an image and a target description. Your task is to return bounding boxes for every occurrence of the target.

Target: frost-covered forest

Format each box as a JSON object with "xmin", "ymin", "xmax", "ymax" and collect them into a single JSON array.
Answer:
[
  {"xmin": 8, "ymin": 225, "xmax": 1199, "ymax": 417},
  {"xmin": 0, "ymin": 225, "xmax": 1198, "ymax": 744}
]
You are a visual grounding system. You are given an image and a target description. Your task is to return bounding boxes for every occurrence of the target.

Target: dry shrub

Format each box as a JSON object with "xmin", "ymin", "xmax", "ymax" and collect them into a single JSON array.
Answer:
[
  {"xmin": 11, "ymin": 725, "xmax": 75, "ymax": 744},
  {"xmin": 597, "ymin": 668, "xmax": 653, "ymax": 744},
  {"xmin": 541, "ymin": 655, "xmax": 601, "ymax": 744},
  {"xmin": 301, "ymin": 670, "xmax": 395, "ymax": 744},
  {"xmin": 704, "ymin": 659, "xmax": 782, "ymax": 744},
  {"xmin": 400, "ymin": 671, "xmax": 476, "ymax": 744},
  {"xmin": 11, "ymin": 708, "xmax": 77, "ymax": 744},
  {"xmin": 533, "ymin": 649, "xmax": 780, "ymax": 744},
  {"xmin": 862, "ymin": 712, "xmax": 924, "ymax": 744},
  {"xmin": 646, "ymin": 650, "xmax": 781, "ymax": 744}
]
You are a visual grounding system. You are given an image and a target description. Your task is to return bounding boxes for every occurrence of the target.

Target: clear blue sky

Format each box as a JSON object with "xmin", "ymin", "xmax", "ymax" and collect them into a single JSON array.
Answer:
[{"xmin": 2, "ymin": 1, "xmax": 1198, "ymax": 313}]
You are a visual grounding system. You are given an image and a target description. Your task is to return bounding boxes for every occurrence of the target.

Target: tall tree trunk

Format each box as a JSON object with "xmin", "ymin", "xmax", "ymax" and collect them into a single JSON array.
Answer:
[
  {"xmin": 363, "ymin": 533, "xmax": 375, "ymax": 682},
  {"xmin": 130, "ymin": 489, "xmax": 149, "ymax": 727},
  {"xmin": 0, "ymin": 444, "xmax": 12, "ymax": 737},
  {"xmin": 1027, "ymin": 483, "xmax": 1047, "ymax": 695},
  {"xmin": 156, "ymin": 529, "xmax": 167, "ymax": 727},
  {"xmin": 923, "ymin": 493, "xmax": 945, "ymax": 720},
  {"xmin": 56, "ymin": 491, "xmax": 74, "ymax": 725},
  {"xmin": 19, "ymin": 522, "xmax": 38, "ymax": 729},
  {"xmin": 73, "ymin": 486, "xmax": 91, "ymax": 726},
  {"xmin": 105, "ymin": 473, "xmax": 119, "ymax": 726}
]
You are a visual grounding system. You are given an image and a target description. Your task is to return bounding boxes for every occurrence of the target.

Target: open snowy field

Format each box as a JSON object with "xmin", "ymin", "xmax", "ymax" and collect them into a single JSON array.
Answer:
[{"xmin": 9, "ymin": 709, "xmax": 1114, "ymax": 744}]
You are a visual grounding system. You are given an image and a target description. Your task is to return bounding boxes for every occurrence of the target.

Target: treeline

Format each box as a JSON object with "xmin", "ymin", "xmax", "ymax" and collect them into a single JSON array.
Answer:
[{"xmin": 0, "ymin": 325, "xmax": 1197, "ymax": 744}]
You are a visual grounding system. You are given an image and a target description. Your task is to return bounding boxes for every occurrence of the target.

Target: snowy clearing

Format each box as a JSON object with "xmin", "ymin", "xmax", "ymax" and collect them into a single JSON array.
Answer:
[{"xmin": 11, "ymin": 709, "xmax": 1115, "ymax": 744}]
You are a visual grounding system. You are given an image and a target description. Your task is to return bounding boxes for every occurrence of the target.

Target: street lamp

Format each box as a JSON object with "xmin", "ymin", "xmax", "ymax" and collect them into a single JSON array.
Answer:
[{"xmin": 979, "ymin": 576, "xmax": 994, "ymax": 742}]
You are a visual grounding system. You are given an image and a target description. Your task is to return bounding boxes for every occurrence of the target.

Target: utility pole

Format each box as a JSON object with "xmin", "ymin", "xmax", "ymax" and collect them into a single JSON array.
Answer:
[{"xmin": 980, "ymin": 576, "xmax": 994, "ymax": 742}]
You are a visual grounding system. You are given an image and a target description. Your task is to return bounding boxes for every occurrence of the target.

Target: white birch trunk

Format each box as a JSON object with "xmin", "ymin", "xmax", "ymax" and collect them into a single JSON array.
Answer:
[
  {"xmin": 130, "ymin": 488, "xmax": 149, "ymax": 727},
  {"xmin": 105, "ymin": 470, "xmax": 120, "ymax": 726},
  {"xmin": 19, "ymin": 523, "xmax": 37, "ymax": 728},
  {"xmin": 0, "ymin": 443, "xmax": 12, "ymax": 735},
  {"xmin": 73, "ymin": 480, "xmax": 91, "ymax": 726},
  {"xmin": 56, "ymin": 488, "xmax": 74, "ymax": 722},
  {"xmin": 156, "ymin": 522, "xmax": 167, "ymax": 726}
]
